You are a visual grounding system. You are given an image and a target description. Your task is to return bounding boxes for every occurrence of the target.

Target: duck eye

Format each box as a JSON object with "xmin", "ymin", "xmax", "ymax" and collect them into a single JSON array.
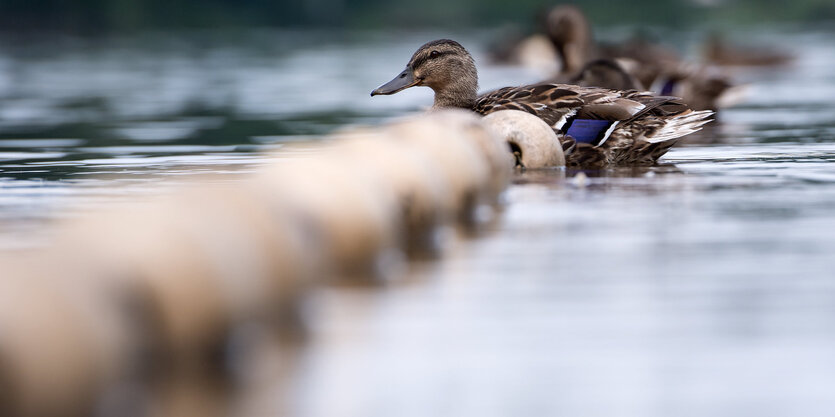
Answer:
[{"xmin": 429, "ymin": 50, "xmax": 440, "ymax": 58}]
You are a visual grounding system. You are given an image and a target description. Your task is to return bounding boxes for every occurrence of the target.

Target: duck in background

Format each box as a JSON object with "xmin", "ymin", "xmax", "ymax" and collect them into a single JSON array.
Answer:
[
  {"xmin": 542, "ymin": 6, "xmax": 656, "ymax": 91},
  {"xmin": 702, "ymin": 32, "xmax": 794, "ymax": 67},
  {"xmin": 543, "ymin": 4, "xmax": 741, "ymax": 112},
  {"xmin": 543, "ymin": 5, "xmax": 594, "ymax": 76},
  {"xmin": 594, "ymin": 34, "xmax": 683, "ymax": 89},
  {"xmin": 371, "ymin": 39, "xmax": 713, "ymax": 168},
  {"xmin": 488, "ymin": 5, "xmax": 743, "ymax": 112},
  {"xmin": 486, "ymin": 6, "xmax": 658, "ymax": 93}
]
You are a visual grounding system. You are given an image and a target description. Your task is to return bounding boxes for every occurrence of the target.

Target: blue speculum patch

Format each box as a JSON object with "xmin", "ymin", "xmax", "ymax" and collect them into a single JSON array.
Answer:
[
  {"xmin": 565, "ymin": 119, "xmax": 613, "ymax": 146},
  {"xmin": 660, "ymin": 79, "xmax": 677, "ymax": 96}
]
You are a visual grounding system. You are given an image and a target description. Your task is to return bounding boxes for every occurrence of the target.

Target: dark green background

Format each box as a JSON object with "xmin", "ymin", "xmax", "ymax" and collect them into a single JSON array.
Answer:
[{"xmin": 1, "ymin": 0, "xmax": 833, "ymax": 34}]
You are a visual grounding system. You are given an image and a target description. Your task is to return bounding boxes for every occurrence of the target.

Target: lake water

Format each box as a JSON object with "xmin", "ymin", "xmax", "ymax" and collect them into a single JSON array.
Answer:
[{"xmin": 2, "ymin": 26, "xmax": 835, "ymax": 417}]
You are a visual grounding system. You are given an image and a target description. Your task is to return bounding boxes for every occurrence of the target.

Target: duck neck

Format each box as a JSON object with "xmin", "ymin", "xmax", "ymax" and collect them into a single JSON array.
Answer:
[
  {"xmin": 431, "ymin": 70, "xmax": 479, "ymax": 110},
  {"xmin": 556, "ymin": 41, "xmax": 587, "ymax": 74},
  {"xmin": 433, "ymin": 86, "xmax": 477, "ymax": 109}
]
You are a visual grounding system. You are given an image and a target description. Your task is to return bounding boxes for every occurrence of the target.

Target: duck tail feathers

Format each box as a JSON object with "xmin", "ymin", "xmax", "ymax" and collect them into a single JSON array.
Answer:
[{"xmin": 644, "ymin": 110, "xmax": 714, "ymax": 143}]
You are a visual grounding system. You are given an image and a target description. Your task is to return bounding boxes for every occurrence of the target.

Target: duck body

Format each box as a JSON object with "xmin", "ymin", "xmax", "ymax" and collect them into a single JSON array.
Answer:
[
  {"xmin": 371, "ymin": 39, "xmax": 713, "ymax": 169},
  {"xmin": 472, "ymin": 82, "xmax": 711, "ymax": 167}
]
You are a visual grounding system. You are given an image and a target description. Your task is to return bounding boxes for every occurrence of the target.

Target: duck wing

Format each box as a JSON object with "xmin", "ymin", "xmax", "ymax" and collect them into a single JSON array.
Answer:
[
  {"xmin": 474, "ymin": 83, "xmax": 590, "ymax": 128},
  {"xmin": 474, "ymin": 84, "xmax": 636, "ymax": 166},
  {"xmin": 474, "ymin": 83, "xmax": 713, "ymax": 167},
  {"xmin": 475, "ymin": 83, "xmax": 657, "ymax": 144}
]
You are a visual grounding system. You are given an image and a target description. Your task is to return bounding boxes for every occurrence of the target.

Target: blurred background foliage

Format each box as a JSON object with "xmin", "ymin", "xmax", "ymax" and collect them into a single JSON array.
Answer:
[{"xmin": 1, "ymin": 0, "xmax": 833, "ymax": 34}]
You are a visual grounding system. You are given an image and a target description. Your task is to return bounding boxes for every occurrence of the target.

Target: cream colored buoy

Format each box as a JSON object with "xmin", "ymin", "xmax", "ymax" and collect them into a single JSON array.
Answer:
[
  {"xmin": 384, "ymin": 114, "xmax": 492, "ymax": 225},
  {"xmin": 0, "ymin": 257, "xmax": 134, "ymax": 417},
  {"xmin": 256, "ymin": 155, "xmax": 404, "ymax": 282},
  {"xmin": 425, "ymin": 109, "xmax": 513, "ymax": 204},
  {"xmin": 482, "ymin": 110, "xmax": 566, "ymax": 169},
  {"xmin": 53, "ymin": 183, "xmax": 323, "ymax": 370},
  {"xmin": 329, "ymin": 130, "xmax": 453, "ymax": 256}
]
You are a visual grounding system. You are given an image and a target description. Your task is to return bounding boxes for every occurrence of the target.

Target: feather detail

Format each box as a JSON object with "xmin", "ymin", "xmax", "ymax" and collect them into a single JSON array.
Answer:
[
  {"xmin": 640, "ymin": 110, "xmax": 714, "ymax": 143},
  {"xmin": 599, "ymin": 121, "xmax": 620, "ymax": 146},
  {"xmin": 554, "ymin": 108, "xmax": 577, "ymax": 130},
  {"xmin": 472, "ymin": 82, "xmax": 713, "ymax": 166}
]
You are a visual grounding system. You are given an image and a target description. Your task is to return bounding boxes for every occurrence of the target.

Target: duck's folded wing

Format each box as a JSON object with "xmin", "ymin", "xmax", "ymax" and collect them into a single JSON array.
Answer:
[
  {"xmin": 474, "ymin": 84, "xmax": 586, "ymax": 128},
  {"xmin": 475, "ymin": 83, "xmax": 710, "ymax": 148},
  {"xmin": 477, "ymin": 84, "xmax": 640, "ymax": 133}
]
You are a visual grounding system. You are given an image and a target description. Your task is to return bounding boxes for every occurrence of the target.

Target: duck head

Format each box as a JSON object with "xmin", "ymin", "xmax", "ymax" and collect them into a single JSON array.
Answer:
[
  {"xmin": 371, "ymin": 39, "xmax": 479, "ymax": 109},
  {"xmin": 545, "ymin": 5, "xmax": 593, "ymax": 74}
]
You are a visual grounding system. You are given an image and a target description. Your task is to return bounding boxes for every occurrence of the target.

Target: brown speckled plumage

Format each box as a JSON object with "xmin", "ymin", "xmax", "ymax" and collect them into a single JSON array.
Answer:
[{"xmin": 473, "ymin": 83, "xmax": 706, "ymax": 167}]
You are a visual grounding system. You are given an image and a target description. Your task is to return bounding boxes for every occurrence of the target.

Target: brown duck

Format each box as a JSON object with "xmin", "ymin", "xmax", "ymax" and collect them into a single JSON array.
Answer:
[
  {"xmin": 703, "ymin": 33, "xmax": 793, "ymax": 67},
  {"xmin": 545, "ymin": 5, "xmax": 736, "ymax": 111},
  {"xmin": 371, "ymin": 39, "xmax": 712, "ymax": 168}
]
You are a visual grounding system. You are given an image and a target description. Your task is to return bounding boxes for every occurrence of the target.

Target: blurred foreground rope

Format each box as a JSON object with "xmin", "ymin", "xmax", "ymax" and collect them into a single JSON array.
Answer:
[{"xmin": 0, "ymin": 109, "xmax": 567, "ymax": 417}]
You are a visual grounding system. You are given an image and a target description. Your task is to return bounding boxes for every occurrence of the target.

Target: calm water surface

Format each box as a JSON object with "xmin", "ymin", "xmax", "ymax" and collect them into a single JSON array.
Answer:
[{"xmin": 2, "ymin": 27, "xmax": 835, "ymax": 416}]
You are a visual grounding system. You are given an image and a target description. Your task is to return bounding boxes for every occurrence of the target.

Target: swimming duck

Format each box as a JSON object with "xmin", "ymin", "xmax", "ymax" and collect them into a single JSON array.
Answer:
[
  {"xmin": 702, "ymin": 33, "xmax": 794, "ymax": 67},
  {"xmin": 545, "ymin": 5, "xmax": 736, "ymax": 111},
  {"xmin": 544, "ymin": 5, "xmax": 594, "ymax": 76},
  {"xmin": 371, "ymin": 39, "xmax": 713, "ymax": 168}
]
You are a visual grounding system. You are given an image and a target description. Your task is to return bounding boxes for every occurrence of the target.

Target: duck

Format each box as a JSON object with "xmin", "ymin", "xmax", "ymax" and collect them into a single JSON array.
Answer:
[
  {"xmin": 543, "ymin": 4, "xmax": 595, "ymax": 76},
  {"xmin": 702, "ymin": 33, "xmax": 794, "ymax": 67},
  {"xmin": 544, "ymin": 5, "xmax": 736, "ymax": 111},
  {"xmin": 371, "ymin": 39, "xmax": 713, "ymax": 168}
]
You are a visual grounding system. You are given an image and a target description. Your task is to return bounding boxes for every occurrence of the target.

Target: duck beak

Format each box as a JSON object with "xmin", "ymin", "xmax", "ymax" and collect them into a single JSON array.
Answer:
[{"xmin": 371, "ymin": 67, "xmax": 419, "ymax": 96}]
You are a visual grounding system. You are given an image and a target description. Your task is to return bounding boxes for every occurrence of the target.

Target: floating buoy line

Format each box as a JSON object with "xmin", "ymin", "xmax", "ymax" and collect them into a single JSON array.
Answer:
[{"xmin": 0, "ymin": 109, "xmax": 566, "ymax": 417}]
